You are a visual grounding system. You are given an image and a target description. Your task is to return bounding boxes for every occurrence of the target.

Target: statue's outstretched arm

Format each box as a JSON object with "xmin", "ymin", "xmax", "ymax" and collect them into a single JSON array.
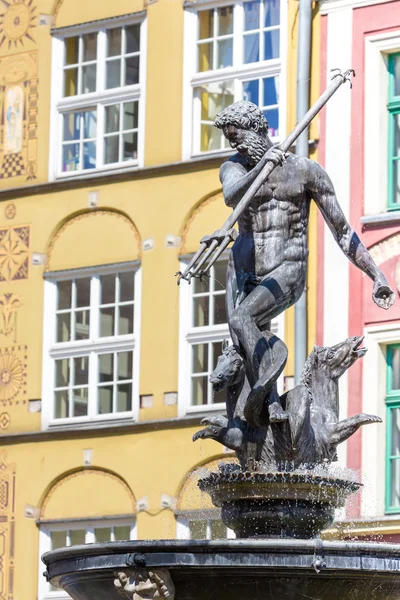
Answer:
[{"xmin": 309, "ymin": 162, "xmax": 394, "ymax": 310}]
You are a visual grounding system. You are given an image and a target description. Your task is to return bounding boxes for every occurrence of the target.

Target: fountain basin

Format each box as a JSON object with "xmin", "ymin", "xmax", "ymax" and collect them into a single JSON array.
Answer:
[
  {"xmin": 198, "ymin": 470, "xmax": 361, "ymax": 538},
  {"xmin": 43, "ymin": 539, "xmax": 400, "ymax": 600}
]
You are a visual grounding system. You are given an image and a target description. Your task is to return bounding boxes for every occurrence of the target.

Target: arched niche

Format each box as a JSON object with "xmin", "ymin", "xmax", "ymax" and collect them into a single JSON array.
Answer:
[
  {"xmin": 176, "ymin": 457, "xmax": 238, "ymax": 512},
  {"xmin": 369, "ymin": 232, "xmax": 400, "ymax": 267},
  {"xmin": 53, "ymin": 0, "xmax": 145, "ymax": 28},
  {"xmin": 46, "ymin": 210, "xmax": 141, "ymax": 272},
  {"xmin": 40, "ymin": 468, "xmax": 136, "ymax": 520},
  {"xmin": 180, "ymin": 191, "xmax": 232, "ymax": 255}
]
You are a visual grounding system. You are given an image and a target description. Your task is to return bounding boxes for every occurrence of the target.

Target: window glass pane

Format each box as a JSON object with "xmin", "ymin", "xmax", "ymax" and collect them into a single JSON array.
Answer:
[
  {"xmin": 70, "ymin": 529, "xmax": 86, "ymax": 545},
  {"xmin": 199, "ymin": 10, "xmax": 214, "ymax": 39},
  {"xmin": 99, "ymin": 386, "xmax": 113, "ymax": 414},
  {"xmin": 55, "ymin": 390, "xmax": 69, "ymax": 418},
  {"xmin": 189, "ymin": 520, "xmax": 207, "ymax": 539},
  {"xmin": 106, "ymin": 104, "xmax": 120, "ymax": 134},
  {"xmin": 74, "ymin": 356, "xmax": 88, "ymax": 386},
  {"xmin": 193, "ymin": 296, "xmax": 209, "ymax": 327},
  {"xmin": 107, "ymin": 28, "xmax": 122, "ymax": 56},
  {"xmin": 198, "ymin": 42, "xmax": 213, "ymax": 72},
  {"xmin": 263, "ymin": 75, "xmax": 280, "ymax": 105},
  {"xmin": 393, "ymin": 113, "xmax": 400, "ymax": 158},
  {"xmin": 114, "ymin": 525, "xmax": 131, "ymax": 540},
  {"xmin": 82, "ymin": 64, "xmax": 96, "ymax": 94},
  {"xmin": 264, "ymin": 0, "xmax": 280, "ymax": 27},
  {"xmin": 105, "ymin": 136, "xmax": 119, "ymax": 164},
  {"xmin": 210, "ymin": 520, "xmax": 226, "ymax": 539},
  {"xmin": 264, "ymin": 29, "xmax": 280, "ymax": 60},
  {"xmin": 217, "ymin": 39, "xmax": 233, "ymax": 69},
  {"xmin": 117, "ymin": 383, "xmax": 132, "ymax": 412},
  {"xmin": 213, "ymin": 262, "xmax": 227, "ymax": 292},
  {"xmin": 75, "ymin": 309, "xmax": 90, "ymax": 340},
  {"xmin": 243, "ymin": 79, "xmax": 259, "ymax": 105},
  {"xmin": 57, "ymin": 313, "xmax": 71, "ymax": 342},
  {"xmin": 125, "ymin": 56, "xmax": 140, "ymax": 85},
  {"xmin": 200, "ymin": 124, "xmax": 221, "ymax": 152},
  {"xmin": 76, "ymin": 278, "xmax": 90, "ymax": 307},
  {"xmin": 265, "ymin": 107, "xmax": 279, "ymax": 137},
  {"xmin": 101, "ymin": 275, "xmax": 116, "ymax": 304},
  {"xmin": 200, "ymin": 81, "xmax": 234, "ymax": 115},
  {"xmin": 244, "ymin": 2, "xmax": 260, "ymax": 31},
  {"xmin": 65, "ymin": 37, "xmax": 79, "ymax": 65},
  {"xmin": 391, "ymin": 458, "xmax": 400, "ymax": 507},
  {"xmin": 73, "ymin": 388, "xmax": 88, "ymax": 416},
  {"xmin": 83, "ymin": 32, "xmax": 97, "ymax": 62},
  {"xmin": 106, "ymin": 59, "xmax": 121, "ymax": 88},
  {"xmin": 126, "ymin": 24, "xmax": 140, "ymax": 53},
  {"xmin": 123, "ymin": 131, "xmax": 138, "ymax": 161},
  {"xmin": 192, "ymin": 376, "xmax": 208, "ymax": 405},
  {"xmin": 118, "ymin": 351, "xmax": 133, "ymax": 380},
  {"xmin": 118, "ymin": 304, "xmax": 134, "ymax": 334},
  {"xmin": 51, "ymin": 530, "xmax": 67, "ymax": 550},
  {"xmin": 394, "ymin": 55, "xmax": 400, "ymax": 97},
  {"xmin": 100, "ymin": 307, "xmax": 115, "ymax": 337},
  {"xmin": 393, "ymin": 160, "xmax": 400, "ymax": 206},
  {"xmin": 83, "ymin": 110, "xmax": 97, "ymax": 139},
  {"xmin": 244, "ymin": 33, "xmax": 260, "ymax": 64},
  {"xmin": 193, "ymin": 344, "xmax": 208, "ymax": 373},
  {"xmin": 64, "ymin": 113, "xmax": 80, "ymax": 142},
  {"xmin": 99, "ymin": 353, "xmax": 114, "ymax": 383},
  {"xmin": 83, "ymin": 141, "xmax": 96, "ymax": 169},
  {"xmin": 392, "ymin": 408, "xmax": 400, "ymax": 456},
  {"xmin": 123, "ymin": 102, "xmax": 138, "ymax": 130},
  {"xmin": 217, "ymin": 6, "xmax": 233, "ymax": 35},
  {"xmin": 56, "ymin": 359, "xmax": 70, "ymax": 387},
  {"xmin": 58, "ymin": 280, "xmax": 72, "ymax": 310},
  {"xmin": 193, "ymin": 276, "xmax": 210, "ymax": 294},
  {"xmin": 64, "ymin": 68, "xmax": 78, "ymax": 97},
  {"xmin": 62, "ymin": 143, "xmax": 80, "ymax": 172},
  {"xmin": 391, "ymin": 348, "xmax": 400, "ymax": 389},
  {"xmin": 214, "ymin": 294, "xmax": 227, "ymax": 325},
  {"xmin": 120, "ymin": 272, "xmax": 135, "ymax": 302},
  {"xmin": 95, "ymin": 528, "xmax": 112, "ymax": 542}
]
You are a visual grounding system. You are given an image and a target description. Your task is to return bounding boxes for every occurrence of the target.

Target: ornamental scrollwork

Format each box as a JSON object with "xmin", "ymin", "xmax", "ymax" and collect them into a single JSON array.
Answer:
[{"xmin": 114, "ymin": 569, "xmax": 175, "ymax": 600}]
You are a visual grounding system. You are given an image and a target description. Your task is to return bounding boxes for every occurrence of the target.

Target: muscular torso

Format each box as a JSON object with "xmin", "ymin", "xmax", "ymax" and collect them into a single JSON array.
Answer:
[{"xmin": 224, "ymin": 152, "xmax": 311, "ymax": 278}]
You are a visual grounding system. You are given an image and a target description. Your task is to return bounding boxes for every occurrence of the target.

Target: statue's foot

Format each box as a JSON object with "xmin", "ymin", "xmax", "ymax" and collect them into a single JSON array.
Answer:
[
  {"xmin": 268, "ymin": 401, "xmax": 289, "ymax": 424},
  {"xmin": 201, "ymin": 415, "xmax": 229, "ymax": 428}
]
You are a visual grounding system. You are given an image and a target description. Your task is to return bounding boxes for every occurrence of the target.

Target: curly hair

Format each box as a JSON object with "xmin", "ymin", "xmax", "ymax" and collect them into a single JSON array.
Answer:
[{"xmin": 214, "ymin": 101, "xmax": 269, "ymax": 134}]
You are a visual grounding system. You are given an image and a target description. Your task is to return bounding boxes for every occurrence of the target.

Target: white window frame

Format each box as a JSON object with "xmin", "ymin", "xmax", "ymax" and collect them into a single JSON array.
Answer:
[
  {"xmin": 364, "ymin": 31, "xmax": 400, "ymax": 216},
  {"xmin": 41, "ymin": 263, "xmax": 142, "ymax": 430},
  {"xmin": 49, "ymin": 13, "xmax": 147, "ymax": 181},
  {"xmin": 182, "ymin": 0, "xmax": 287, "ymax": 160},
  {"xmin": 176, "ymin": 512, "xmax": 235, "ymax": 539},
  {"xmin": 177, "ymin": 257, "xmax": 284, "ymax": 416},
  {"xmin": 38, "ymin": 516, "xmax": 137, "ymax": 600}
]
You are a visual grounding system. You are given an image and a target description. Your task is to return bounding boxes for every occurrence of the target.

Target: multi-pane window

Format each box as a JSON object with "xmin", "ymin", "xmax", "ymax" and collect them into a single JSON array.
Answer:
[
  {"xmin": 388, "ymin": 53, "xmax": 400, "ymax": 208},
  {"xmin": 177, "ymin": 517, "xmax": 234, "ymax": 539},
  {"xmin": 44, "ymin": 266, "xmax": 140, "ymax": 426},
  {"xmin": 52, "ymin": 18, "xmax": 144, "ymax": 177},
  {"xmin": 186, "ymin": 0, "xmax": 282, "ymax": 156},
  {"xmin": 386, "ymin": 345, "xmax": 400, "ymax": 512}
]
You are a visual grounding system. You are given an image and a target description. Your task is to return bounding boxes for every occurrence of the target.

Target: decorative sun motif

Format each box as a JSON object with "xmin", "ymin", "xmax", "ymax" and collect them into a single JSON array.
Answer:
[
  {"xmin": 0, "ymin": 352, "xmax": 23, "ymax": 402},
  {"xmin": 0, "ymin": 0, "xmax": 37, "ymax": 49}
]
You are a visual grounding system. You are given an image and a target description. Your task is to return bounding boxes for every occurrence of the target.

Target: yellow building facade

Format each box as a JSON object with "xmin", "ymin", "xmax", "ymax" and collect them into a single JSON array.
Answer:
[{"xmin": 0, "ymin": 1, "xmax": 321, "ymax": 598}]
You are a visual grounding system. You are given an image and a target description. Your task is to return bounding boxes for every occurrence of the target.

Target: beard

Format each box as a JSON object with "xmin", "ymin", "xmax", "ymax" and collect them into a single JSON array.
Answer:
[{"xmin": 231, "ymin": 131, "xmax": 268, "ymax": 166}]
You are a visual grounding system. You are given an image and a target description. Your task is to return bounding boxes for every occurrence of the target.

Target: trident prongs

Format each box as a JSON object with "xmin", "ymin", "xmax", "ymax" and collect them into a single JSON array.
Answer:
[
  {"xmin": 179, "ymin": 228, "xmax": 238, "ymax": 283},
  {"xmin": 330, "ymin": 68, "xmax": 356, "ymax": 88}
]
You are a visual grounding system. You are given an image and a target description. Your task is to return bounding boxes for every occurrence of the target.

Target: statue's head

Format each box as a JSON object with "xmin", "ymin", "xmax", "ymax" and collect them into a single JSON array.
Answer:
[{"xmin": 214, "ymin": 101, "xmax": 269, "ymax": 166}]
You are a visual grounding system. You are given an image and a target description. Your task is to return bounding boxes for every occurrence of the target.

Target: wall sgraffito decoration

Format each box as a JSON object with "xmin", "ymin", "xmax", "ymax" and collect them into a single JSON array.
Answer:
[
  {"xmin": 0, "ymin": 0, "xmax": 37, "ymax": 49},
  {"xmin": 0, "ymin": 450, "xmax": 16, "ymax": 600},
  {"xmin": 0, "ymin": 225, "xmax": 30, "ymax": 282},
  {"xmin": 0, "ymin": 51, "xmax": 38, "ymax": 180},
  {"xmin": 0, "ymin": 412, "xmax": 10, "ymax": 429},
  {"xmin": 0, "ymin": 345, "xmax": 27, "ymax": 406},
  {"xmin": 0, "ymin": 293, "xmax": 22, "ymax": 340},
  {"xmin": 4, "ymin": 203, "xmax": 16, "ymax": 220}
]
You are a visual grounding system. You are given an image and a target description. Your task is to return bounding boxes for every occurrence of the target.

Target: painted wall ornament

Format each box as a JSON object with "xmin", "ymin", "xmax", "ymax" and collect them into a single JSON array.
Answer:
[
  {"xmin": 0, "ymin": 345, "xmax": 27, "ymax": 405},
  {"xmin": 4, "ymin": 203, "xmax": 16, "ymax": 220},
  {"xmin": 0, "ymin": 412, "xmax": 10, "ymax": 429},
  {"xmin": 0, "ymin": 51, "xmax": 38, "ymax": 180},
  {"xmin": 0, "ymin": 450, "xmax": 16, "ymax": 599},
  {"xmin": 0, "ymin": 293, "xmax": 22, "ymax": 339},
  {"xmin": 114, "ymin": 570, "xmax": 175, "ymax": 600},
  {"xmin": 0, "ymin": 225, "xmax": 30, "ymax": 282},
  {"xmin": 0, "ymin": 0, "xmax": 37, "ymax": 49}
]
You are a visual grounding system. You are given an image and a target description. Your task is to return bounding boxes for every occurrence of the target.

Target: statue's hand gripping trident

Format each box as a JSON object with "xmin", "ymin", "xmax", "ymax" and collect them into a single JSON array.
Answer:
[{"xmin": 176, "ymin": 69, "xmax": 356, "ymax": 285}]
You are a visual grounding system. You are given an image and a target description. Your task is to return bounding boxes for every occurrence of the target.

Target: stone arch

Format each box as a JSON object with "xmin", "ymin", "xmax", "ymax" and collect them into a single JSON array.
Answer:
[
  {"xmin": 45, "ymin": 209, "xmax": 141, "ymax": 272},
  {"xmin": 175, "ymin": 455, "xmax": 238, "ymax": 513},
  {"xmin": 369, "ymin": 232, "xmax": 400, "ymax": 267},
  {"xmin": 40, "ymin": 467, "xmax": 136, "ymax": 520},
  {"xmin": 52, "ymin": 0, "xmax": 145, "ymax": 29},
  {"xmin": 180, "ymin": 190, "xmax": 232, "ymax": 255}
]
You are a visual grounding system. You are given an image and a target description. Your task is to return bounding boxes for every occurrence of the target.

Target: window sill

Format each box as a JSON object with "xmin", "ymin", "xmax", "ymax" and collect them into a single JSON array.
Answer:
[
  {"xmin": 55, "ymin": 160, "xmax": 140, "ymax": 181},
  {"xmin": 46, "ymin": 414, "xmax": 135, "ymax": 431},
  {"xmin": 185, "ymin": 403, "xmax": 225, "ymax": 414},
  {"xmin": 361, "ymin": 211, "xmax": 400, "ymax": 226}
]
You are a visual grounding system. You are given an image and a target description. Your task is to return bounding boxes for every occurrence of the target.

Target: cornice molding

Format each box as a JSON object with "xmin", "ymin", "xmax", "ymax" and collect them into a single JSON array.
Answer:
[{"xmin": 319, "ymin": 0, "xmax": 398, "ymax": 15}]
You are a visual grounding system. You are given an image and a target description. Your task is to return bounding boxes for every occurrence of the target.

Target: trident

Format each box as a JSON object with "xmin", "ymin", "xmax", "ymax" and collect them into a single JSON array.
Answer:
[{"xmin": 176, "ymin": 68, "xmax": 355, "ymax": 285}]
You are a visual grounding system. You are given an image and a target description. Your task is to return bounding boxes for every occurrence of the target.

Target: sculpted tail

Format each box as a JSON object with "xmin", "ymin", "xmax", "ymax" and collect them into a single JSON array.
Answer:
[{"xmin": 330, "ymin": 413, "xmax": 382, "ymax": 446}]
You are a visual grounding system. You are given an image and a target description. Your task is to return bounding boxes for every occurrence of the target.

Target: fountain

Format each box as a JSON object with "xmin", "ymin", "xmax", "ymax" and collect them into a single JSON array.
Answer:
[{"xmin": 42, "ymin": 71, "xmax": 400, "ymax": 599}]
